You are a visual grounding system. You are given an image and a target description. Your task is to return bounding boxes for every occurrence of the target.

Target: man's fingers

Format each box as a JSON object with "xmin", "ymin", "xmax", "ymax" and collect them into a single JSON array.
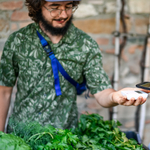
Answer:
[
  {"xmin": 119, "ymin": 96, "xmax": 135, "ymax": 106},
  {"xmin": 119, "ymin": 96, "xmax": 127, "ymax": 105},
  {"xmin": 133, "ymin": 97, "xmax": 146, "ymax": 106},
  {"xmin": 124, "ymin": 98, "xmax": 135, "ymax": 106}
]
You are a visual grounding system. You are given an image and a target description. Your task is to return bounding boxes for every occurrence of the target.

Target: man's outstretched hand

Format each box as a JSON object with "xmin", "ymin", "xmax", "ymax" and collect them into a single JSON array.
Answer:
[{"xmin": 112, "ymin": 88, "xmax": 150, "ymax": 106}]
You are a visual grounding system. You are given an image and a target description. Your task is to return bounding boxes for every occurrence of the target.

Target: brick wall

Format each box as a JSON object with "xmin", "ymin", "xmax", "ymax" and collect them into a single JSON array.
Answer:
[
  {"xmin": 0, "ymin": 0, "xmax": 150, "ymax": 89},
  {"xmin": 0, "ymin": 1, "xmax": 150, "ymax": 97}
]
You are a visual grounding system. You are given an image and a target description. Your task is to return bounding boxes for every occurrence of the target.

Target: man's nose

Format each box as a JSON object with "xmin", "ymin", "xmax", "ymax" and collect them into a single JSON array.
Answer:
[{"xmin": 59, "ymin": 9, "xmax": 68, "ymax": 18}]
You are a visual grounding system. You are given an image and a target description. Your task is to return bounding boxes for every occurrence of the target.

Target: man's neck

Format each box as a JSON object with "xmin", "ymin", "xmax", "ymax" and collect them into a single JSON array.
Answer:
[{"xmin": 39, "ymin": 23, "xmax": 63, "ymax": 44}]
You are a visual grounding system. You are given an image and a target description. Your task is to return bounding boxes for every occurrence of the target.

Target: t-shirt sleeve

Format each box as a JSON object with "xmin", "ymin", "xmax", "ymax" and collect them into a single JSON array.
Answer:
[
  {"xmin": 84, "ymin": 40, "xmax": 112, "ymax": 95},
  {"xmin": 0, "ymin": 34, "xmax": 18, "ymax": 87}
]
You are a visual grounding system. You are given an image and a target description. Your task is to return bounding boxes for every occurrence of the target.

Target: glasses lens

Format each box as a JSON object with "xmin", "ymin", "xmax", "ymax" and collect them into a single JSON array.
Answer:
[
  {"xmin": 50, "ymin": 6, "xmax": 78, "ymax": 17},
  {"xmin": 50, "ymin": 9, "xmax": 60, "ymax": 17}
]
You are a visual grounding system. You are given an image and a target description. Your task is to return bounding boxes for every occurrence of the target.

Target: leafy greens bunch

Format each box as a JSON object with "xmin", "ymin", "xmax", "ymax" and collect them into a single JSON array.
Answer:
[
  {"xmin": 8, "ymin": 113, "xmax": 144, "ymax": 150},
  {"xmin": 9, "ymin": 119, "xmax": 79, "ymax": 150},
  {"xmin": 0, "ymin": 131, "xmax": 32, "ymax": 150},
  {"xmin": 72, "ymin": 113, "xmax": 144, "ymax": 150}
]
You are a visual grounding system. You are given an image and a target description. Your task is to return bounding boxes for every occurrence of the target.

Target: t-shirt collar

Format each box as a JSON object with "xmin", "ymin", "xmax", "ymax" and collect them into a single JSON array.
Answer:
[{"xmin": 35, "ymin": 23, "xmax": 77, "ymax": 46}]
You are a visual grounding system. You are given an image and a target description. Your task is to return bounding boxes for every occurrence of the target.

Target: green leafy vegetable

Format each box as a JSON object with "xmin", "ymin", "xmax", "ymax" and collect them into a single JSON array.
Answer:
[
  {"xmin": 0, "ymin": 131, "xmax": 32, "ymax": 150},
  {"xmin": 72, "ymin": 113, "xmax": 144, "ymax": 150},
  {"xmin": 7, "ymin": 113, "xmax": 145, "ymax": 150}
]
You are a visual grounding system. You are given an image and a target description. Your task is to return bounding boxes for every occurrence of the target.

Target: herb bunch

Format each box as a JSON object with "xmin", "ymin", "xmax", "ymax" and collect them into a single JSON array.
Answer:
[
  {"xmin": 0, "ymin": 131, "xmax": 32, "ymax": 150},
  {"xmin": 72, "ymin": 113, "xmax": 144, "ymax": 150},
  {"xmin": 8, "ymin": 113, "xmax": 144, "ymax": 150}
]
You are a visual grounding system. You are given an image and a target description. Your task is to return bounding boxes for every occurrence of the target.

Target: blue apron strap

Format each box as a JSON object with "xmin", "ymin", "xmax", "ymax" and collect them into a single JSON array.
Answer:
[
  {"xmin": 37, "ymin": 31, "xmax": 62, "ymax": 96},
  {"xmin": 36, "ymin": 30, "xmax": 87, "ymax": 95},
  {"xmin": 57, "ymin": 61, "xmax": 77, "ymax": 87},
  {"xmin": 37, "ymin": 30, "xmax": 48, "ymax": 47},
  {"xmin": 49, "ymin": 54, "xmax": 62, "ymax": 96},
  {"xmin": 57, "ymin": 61, "xmax": 87, "ymax": 95}
]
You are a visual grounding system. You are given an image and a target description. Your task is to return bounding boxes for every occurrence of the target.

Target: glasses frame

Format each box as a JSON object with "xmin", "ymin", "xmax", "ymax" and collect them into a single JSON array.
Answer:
[{"xmin": 44, "ymin": 5, "xmax": 78, "ymax": 17}]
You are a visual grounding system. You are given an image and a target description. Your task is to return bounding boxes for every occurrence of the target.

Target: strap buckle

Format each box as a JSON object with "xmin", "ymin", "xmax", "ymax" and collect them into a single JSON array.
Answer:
[{"xmin": 44, "ymin": 45, "xmax": 53, "ymax": 56}]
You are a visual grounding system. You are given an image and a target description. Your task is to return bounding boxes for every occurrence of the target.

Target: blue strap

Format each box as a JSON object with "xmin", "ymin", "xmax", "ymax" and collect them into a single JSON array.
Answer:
[
  {"xmin": 57, "ymin": 61, "xmax": 87, "ymax": 95},
  {"xmin": 37, "ymin": 31, "xmax": 48, "ymax": 47},
  {"xmin": 37, "ymin": 31, "xmax": 62, "ymax": 96},
  {"xmin": 57, "ymin": 61, "xmax": 77, "ymax": 87},
  {"xmin": 49, "ymin": 53, "xmax": 62, "ymax": 96},
  {"xmin": 37, "ymin": 30, "xmax": 87, "ymax": 95}
]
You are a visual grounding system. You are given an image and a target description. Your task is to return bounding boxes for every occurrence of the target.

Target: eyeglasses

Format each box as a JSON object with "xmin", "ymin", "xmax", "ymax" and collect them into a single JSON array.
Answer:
[{"xmin": 44, "ymin": 5, "xmax": 78, "ymax": 17}]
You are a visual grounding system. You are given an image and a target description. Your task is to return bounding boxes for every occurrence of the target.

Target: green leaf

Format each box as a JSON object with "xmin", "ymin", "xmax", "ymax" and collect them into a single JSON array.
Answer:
[
  {"xmin": 8, "ymin": 114, "xmax": 144, "ymax": 150},
  {"xmin": 67, "ymin": 133, "xmax": 79, "ymax": 144},
  {"xmin": 0, "ymin": 131, "xmax": 32, "ymax": 150}
]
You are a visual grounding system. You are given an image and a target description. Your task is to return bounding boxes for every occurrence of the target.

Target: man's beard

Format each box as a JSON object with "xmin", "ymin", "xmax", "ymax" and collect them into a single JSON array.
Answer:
[{"xmin": 38, "ymin": 11, "xmax": 72, "ymax": 36}]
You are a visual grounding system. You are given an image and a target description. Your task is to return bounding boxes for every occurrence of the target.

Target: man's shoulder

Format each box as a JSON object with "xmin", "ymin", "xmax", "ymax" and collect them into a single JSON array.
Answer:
[
  {"xmin": 11, "ymin": 23, "xmax": 36, "ymax": 37},
  {"xmin": 5, "ymin": 23, "xmax": 37, "ymax": 46}
]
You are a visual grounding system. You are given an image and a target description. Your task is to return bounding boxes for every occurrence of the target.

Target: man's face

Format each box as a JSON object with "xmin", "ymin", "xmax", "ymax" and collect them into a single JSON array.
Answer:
[{"xmin": 39, "ymin": 1, "xmax": 74, "ymax": 35}]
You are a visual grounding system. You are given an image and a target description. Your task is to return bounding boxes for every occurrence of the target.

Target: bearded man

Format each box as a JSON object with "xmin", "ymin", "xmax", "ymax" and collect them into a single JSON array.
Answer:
[{"xmin": 0, "ymin": 0, "xmax": 149, "ymax": 132}]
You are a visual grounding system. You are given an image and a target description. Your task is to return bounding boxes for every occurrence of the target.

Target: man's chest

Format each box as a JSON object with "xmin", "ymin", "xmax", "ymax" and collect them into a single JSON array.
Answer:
[{"xmin": 15, "ymin": 43, "xmax": 87, "ymax": 84}]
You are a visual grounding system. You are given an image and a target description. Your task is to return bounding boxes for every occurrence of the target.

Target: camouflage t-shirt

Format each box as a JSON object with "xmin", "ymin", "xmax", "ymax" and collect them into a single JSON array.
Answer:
[{"xmin": 0, "ymin": 23, "xmax": 112, "ymax": 129}]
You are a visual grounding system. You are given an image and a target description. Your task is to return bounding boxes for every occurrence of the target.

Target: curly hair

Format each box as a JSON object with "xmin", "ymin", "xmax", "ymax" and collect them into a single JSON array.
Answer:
[{"xmin": 25, "ymin": 0, "xmax": 79, "ymax": 23}]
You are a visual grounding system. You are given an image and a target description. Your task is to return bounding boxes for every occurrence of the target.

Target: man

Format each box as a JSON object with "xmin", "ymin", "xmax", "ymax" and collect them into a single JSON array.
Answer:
[{"xmin": 0, "ymin": 0, "xmax": 149, "ymax": 132}]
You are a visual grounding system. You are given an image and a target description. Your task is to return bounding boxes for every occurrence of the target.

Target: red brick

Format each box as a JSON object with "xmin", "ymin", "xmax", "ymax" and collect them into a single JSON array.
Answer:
[
  {"xmin": 11, "ymin": 23, "xmax": 18, "ymax": 31},
  {"xmin": 11, "ymin": 11, "xmax": 30, "ymax": 21},
  {"xmin": 137, "ymin": 45, "xmax": 144, "ymax": 51},
  {"xmin": 96, "ymin": 38, "xmax": 109, "ymax": 45},
  {"xmin": 105, "ymin": 48, "xmax": 115, "ymax": 54},
  {"xmin": 73, "ymin": 18, "xmax": 116, "ymax": 34},
  {"xmin": 128, "ymin": 45, "xmax": 137, "ymax": 54},
  {"xmin": 73, "ymin": 17, "xmax": 133, "ymax": 34},
  {"xmin": 0, "ymin": 19, "xmax": 9, "ymax": 32},
  {"xmin": 120, "ymin": 18, "xmax": 131, "ymax": 33},
  {"xmin": 128, "ymin": 45, "xmax": 144, "ymax": 56},
  {"xmin": 121, "ymin": 50, "xmax": 128, "ymax": 62},
  {"xmin": 0, "ymin": 1, "xmax": 23, "ymax": 11},
  {"xmin": 145, "ymin": 119, "xmax": 150, "ymax": 124},
  {"xmin": 19, "ymin": 21, "xmax": 33, "ymax": 28},
  {"xmin": 134, "ymin": 18, "xmax": 149, "ymax": 34}
]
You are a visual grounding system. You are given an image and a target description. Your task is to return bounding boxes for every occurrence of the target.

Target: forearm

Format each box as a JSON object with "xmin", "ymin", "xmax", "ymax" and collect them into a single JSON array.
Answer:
[
  {"xmin": 94, "ymin": 88, "xmax": 118, "ymax": 108},
  {"xmin": 0, "ymin": 86, "xmax": 13, "ymax": 132},
  {"xmin": 0, "ymin": 103, "xmax": 10, "ymax": 132}
]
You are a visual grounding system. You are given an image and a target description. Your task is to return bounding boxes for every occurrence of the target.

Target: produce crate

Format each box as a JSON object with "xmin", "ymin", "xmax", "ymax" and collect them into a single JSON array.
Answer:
[{"xmin": 124, "ymin": 131, "xmax": 149, "ymax": 150}]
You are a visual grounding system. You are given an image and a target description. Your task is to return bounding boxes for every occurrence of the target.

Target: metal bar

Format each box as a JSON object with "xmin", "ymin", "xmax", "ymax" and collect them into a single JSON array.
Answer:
[
  {"xmin": 112, "ymin": 0, "xmax": 122, "ymax": 121},
  {"xmin": 139, "ymin": 36, "xmax": 150, "ymax": 139},
  {"xmin": 112, "ymin": 32, "xmax": 147, "ymax": 38},
  {"xmin": 138, "ymin": 3, "xmax": 150, "ymax": 139}
]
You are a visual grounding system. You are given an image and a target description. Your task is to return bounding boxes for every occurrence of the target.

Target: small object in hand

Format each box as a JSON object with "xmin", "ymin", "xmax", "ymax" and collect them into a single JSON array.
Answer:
[
  {"xmin": 121, "ymin": 90, "xmax": 148, "ymax": 100},
  {"xmin": 136, "ymin": 82, "xmax": 150, "ymax": 90}
]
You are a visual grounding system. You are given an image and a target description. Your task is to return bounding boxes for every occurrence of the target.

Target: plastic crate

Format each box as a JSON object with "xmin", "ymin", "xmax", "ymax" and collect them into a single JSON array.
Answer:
[{"xmin": 124, "ymin": 131, "xmax": 149, "ymax": 150}]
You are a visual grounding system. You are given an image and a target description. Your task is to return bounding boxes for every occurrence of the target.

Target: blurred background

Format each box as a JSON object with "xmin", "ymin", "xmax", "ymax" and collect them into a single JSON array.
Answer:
[{"xmin": 0, "ymin": 0, "xmax": 150, "ymax": 147}]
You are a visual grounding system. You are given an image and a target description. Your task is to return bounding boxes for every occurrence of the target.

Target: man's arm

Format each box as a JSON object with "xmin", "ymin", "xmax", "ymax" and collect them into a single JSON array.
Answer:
[
  {"xmin": 94, "ymin": 88, "xmax": 118, "ymax": 108},
  {"xmin": 0, "ymin": 86, "xmax": 13, "ymax": 132},
  {"xmin": 94, "ymin": 88, "xmax": 150, "ymax": 108}
]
